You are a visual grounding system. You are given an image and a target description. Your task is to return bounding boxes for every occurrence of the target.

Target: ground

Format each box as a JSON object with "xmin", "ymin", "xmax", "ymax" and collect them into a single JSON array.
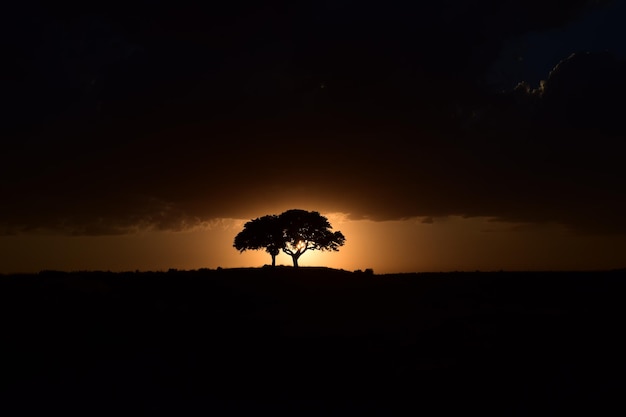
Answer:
[{"xmin": 1, "ymin": 267, "xmax": 625, "ymax": 416}]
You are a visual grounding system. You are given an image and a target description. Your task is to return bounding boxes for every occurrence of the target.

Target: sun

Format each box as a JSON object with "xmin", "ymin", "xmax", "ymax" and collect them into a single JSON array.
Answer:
[{"xmin": 296, "ymin": 240, "xmax": 306, "ymax": 251}]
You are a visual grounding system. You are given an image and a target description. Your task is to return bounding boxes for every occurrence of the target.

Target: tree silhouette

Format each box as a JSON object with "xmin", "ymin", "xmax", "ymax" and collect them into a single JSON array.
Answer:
[
  {"xmin": 279, "ymin": 209, "xmax": 345, "ymax": 267},
  {"xmin": 233, "ymin": 209, "xmax": 346, "ymax": 267},
  {"xmin": 233, "ymin": 215, "xmax": 284, "ymax": 266}
]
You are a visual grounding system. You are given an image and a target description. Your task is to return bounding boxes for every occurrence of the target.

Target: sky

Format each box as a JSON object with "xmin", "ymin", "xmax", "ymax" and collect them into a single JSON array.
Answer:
[{"xmin": 2, "ymin": 0, "xmax": 626, "ymax": 274}]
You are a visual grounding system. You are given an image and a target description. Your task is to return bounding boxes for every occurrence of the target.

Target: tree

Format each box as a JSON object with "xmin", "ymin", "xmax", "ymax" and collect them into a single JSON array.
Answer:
[
  {"xmin": 278, "ymin": 209, "xmax": 346, "ymax": 267},
  {"xmin": 233, "ymin": 215, "xmax": 284, "ymax": 266},
  {"xmin": 233, "ymin": 209, "xmax": 346, "ymax": 268}
]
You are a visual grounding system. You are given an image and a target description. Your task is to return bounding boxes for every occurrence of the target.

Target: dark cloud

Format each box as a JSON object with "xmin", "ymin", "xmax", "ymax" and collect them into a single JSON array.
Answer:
[
  {"xmin": 442, "ymin": 51, "xmax": 626, "ymax": 234},
  {"xmin": 2, "ymin": 0, "xmax": 624, "ymax": 235}
]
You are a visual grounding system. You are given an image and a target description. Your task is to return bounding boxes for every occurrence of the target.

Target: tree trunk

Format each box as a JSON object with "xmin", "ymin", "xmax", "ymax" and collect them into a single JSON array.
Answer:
[
  {"xmin": 271, "ymin": 254, "xmax": 276, "ymax": 267},
  {"xmin": 292, "ymin": 255, "xmax": 299, "ymax": 267}
]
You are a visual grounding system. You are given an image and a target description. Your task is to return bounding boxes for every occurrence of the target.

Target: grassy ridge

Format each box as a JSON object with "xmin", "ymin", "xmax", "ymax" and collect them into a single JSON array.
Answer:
[{"xmin": 1, "ymin": 267, "xmax": 625, "ymax": 416}]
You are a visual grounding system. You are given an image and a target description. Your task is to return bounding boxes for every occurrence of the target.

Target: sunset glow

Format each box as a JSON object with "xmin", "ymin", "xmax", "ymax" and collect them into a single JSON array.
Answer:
[
  {"xmin": 2, "ymin": 214, "xmax": 625, "ymax": 274},
  {"xmin": 1, "ymin": 1, "xmax": 625, "ymax": 275}
]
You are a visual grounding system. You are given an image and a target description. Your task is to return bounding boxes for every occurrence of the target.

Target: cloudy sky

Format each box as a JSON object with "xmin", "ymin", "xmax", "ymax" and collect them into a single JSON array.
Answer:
[{"xmin": 2, "ymin": 0, "xmax": 626, "ymax": 273}]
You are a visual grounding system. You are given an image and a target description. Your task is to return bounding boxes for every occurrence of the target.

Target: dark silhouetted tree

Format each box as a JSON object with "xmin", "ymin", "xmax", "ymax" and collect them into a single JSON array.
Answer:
[
  {"xmin": 234, "ymin": 209, "xmax": 346, "ymax": 267},
  {"xmin": 278, "ymin": 209, "xmax": 346, "ymax": 267},
  {"xmin": 233, "ymin": 215, "xmax": 284, "ymax": 266}
]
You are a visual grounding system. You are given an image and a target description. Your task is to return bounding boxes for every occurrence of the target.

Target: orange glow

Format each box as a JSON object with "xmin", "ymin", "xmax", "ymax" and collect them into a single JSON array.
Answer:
[{"xmin": 1, "ymin": 215, "xmax": 626, "ymax": 274}]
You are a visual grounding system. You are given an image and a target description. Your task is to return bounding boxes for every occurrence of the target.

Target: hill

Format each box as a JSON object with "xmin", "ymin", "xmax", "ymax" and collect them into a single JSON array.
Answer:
[{"xmin": 1, "ymin": 267, "xmax": 625, "ymax": 416}]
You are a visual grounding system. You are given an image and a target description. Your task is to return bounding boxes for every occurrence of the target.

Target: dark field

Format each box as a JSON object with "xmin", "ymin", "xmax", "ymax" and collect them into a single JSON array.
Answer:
[{"xmin": 1, "ymin": 267, "xmax": 625, "ymax": 416}]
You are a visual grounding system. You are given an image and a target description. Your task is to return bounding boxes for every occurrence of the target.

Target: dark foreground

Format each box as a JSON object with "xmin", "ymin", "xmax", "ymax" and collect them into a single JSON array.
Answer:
[{"xmin": 1, "ymin": 267, "xmax": 625, "ymax": 416}]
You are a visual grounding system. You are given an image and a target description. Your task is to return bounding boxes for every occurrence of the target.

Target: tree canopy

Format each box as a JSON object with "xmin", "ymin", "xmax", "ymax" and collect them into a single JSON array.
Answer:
[
  {"xmin": 233, "ymin": 209, "xmax": 346, "ymax": 267},
  {"xmin": 233, "ymin": 215, "xmax": 284, "ymax": 266}
]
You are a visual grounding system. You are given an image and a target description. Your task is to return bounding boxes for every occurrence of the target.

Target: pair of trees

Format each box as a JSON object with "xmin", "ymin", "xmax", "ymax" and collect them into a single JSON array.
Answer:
[{"xmin": 234, "ymin": 209, "xmax": 346, "ymax": 267}]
